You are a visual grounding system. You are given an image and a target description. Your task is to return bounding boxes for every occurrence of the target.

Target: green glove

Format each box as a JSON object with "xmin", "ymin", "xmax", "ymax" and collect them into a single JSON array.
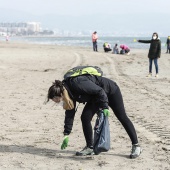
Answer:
[
  {"xmin": 103, "ymin": 109, "xmax": 110, "ymax": 116},
  {"xmin": 61, "ymin": 136, "xmax": 69, "ymax": 150}
]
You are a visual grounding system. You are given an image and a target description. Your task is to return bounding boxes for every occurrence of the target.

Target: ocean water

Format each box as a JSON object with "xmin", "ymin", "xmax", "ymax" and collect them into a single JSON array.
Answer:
[{"xmin": 10, "ymin": 36, "xmax": 167, "ymax": 49}]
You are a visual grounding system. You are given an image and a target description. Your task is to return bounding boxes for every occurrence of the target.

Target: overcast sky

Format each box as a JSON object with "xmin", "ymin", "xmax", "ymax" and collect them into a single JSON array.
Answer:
[
  {"xmin": 0, "ymin": 0, "xmax": 170, "ymax": 36},
  {"xmin": 1, "ymin": 0, "xmax": 170, "ymax": 15}
]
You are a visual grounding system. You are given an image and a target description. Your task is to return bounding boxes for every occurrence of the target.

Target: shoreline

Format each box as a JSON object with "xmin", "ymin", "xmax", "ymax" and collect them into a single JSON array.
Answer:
[
  {"xmin": 0, "ymin": 36, "xmax": 167, "ymax": 50},
  {"xmin": 1, "ymin": 34, "xmax": 169, "ymax": 38},
  {"xmin": 0, "ymin": 41, "xmax": 165, "ymax": 52}
]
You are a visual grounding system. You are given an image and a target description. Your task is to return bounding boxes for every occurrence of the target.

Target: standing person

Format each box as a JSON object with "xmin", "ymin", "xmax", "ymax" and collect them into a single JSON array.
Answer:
[
  {"xmin": 137, "ymin": 32, "xmax": 161, "ymax": 77},
  {"xmin": 47, "ymin": 71, "xmax": 142, "ymax": 159},
  {"xmin": 92, "ymin": 31, "xmax": 98, "ymax": 52},
  {"xmin": 6, "ymin": 35, "xmax": 9, "ymax": 42},
  {"xmin": 166, "ymin": 36, "xmax": 170, "ymax": 53},
  {"xmin": 120, "ymin": 44, "xmax": 130, "ymax": 55}
]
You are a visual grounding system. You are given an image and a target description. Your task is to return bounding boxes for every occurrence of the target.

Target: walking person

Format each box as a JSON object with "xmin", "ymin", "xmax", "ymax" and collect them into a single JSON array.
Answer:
[
  {"xmin": 137, "ymin": 32, "xmax": 161, "ymax": 77},
  {"xmin": 92, "ymin": 31, "xmax": 98, "ymax": 52},
  {"xmin": 46, "ymin": 68, "xmax": 142, "ymax": 158}
]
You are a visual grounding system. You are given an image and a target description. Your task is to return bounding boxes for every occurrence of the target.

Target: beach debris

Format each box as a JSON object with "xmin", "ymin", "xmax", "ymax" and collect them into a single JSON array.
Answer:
[{"xmin": 97, "ymin": 160, "xmax": 109, "ymax": 167}]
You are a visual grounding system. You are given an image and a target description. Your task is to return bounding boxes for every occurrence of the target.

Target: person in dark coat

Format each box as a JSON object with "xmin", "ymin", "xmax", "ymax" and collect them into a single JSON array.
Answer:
[
  {"xmin": 166, "ymin": 36, "xmax": 170, "ymax": 53},
  {"xmin": 46, "ymin": 74, "xmax": 142, "ymax": 158},
  {"xmin": 137, "ymin": 32, "xmax": 161, "ymax": 77}
]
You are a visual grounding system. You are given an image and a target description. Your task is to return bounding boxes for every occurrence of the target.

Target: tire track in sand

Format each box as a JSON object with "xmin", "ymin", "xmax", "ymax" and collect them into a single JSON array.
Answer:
[
  {"xmin": 104, "ymin": 55, "xmax": 170, "ymax": 154},
  {"xmin": 61, "ymin": 52, "xmax": 83, "ymax": 75}
]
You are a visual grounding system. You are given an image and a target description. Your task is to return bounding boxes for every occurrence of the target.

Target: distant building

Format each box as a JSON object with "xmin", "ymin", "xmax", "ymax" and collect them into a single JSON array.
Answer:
[
  {"xmin": 0, "ymin": 22, "xmax": 51, "ymax": 36},
  {"xmin": 26, "ymin": 22, "xmax": 41, "ymax": 33}
]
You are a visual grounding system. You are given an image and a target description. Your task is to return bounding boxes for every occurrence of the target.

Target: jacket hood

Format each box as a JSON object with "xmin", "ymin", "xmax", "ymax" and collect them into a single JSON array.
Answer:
[{"xmin": 152, "ymin": 32, "xmax": 159, "ymax": 39}]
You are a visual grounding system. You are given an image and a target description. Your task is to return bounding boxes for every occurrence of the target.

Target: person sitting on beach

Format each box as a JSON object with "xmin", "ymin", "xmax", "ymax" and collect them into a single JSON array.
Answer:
[
  {"xmin": 113, "ymin": 43, "xmax": 119, "ymax": 54},
  {"xmin": 137, "ymin": 32, "xmax": 161, "ymax": 78},
  {"xmin": 46, "ymin": 68, "xmax": 142, "ymax": 158},
  {"xmin": 120, "ymin": 44, "xmax": 130, "ymax": 55},
  {"xmin": 92, "ymin": 31, "xmax": 98, "ymax": 52},
  {"xmin": 103, "ymin": 42, "xmax": 112, "ymax": 52}
]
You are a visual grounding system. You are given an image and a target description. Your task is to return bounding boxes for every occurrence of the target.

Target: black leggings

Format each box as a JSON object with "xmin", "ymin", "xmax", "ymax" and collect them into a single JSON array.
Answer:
[{"xmin": 81, "ymin": 86, "xmax": 138, "ymax": 147}]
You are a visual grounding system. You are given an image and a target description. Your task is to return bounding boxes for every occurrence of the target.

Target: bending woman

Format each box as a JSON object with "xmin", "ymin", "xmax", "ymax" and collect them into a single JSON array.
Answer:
[{"xmin": 47, "ymin": 73, "xmax": 142, "ymax": 158}]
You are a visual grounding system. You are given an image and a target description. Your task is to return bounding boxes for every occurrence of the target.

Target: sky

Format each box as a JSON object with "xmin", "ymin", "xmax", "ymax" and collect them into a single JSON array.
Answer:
[{"xmin": 0, "ymin": 0, "xmax": 170, "ymax": 36}]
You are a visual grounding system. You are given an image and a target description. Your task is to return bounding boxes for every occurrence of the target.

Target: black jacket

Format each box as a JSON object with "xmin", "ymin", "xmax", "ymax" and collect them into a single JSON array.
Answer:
[
  {"xmin": 62, "ymin": 75, "xmax": 118, "ymax": 135},
  {"xmin": 138, "ymin": 39, "xmax": 161, "ymax": 59}
]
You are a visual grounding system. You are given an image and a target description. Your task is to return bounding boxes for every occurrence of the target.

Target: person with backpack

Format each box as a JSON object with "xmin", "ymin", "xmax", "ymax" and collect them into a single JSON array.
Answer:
[
  {"xmin": 137, "ymin": 32, "xmax": 161, "ymax": 77},
  {"xmin": 46, "ymin": 66, "xmax": 142, "ymax": 158}
]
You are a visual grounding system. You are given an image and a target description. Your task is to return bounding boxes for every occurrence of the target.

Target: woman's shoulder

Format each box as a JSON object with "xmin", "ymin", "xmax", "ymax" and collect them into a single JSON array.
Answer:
[
  {"xmin": 151, "ymin": 39, "xmax": 161, "ymax": 43},
  {"xmin": 154, "ymin": 39, "xmax": 161, "ymax": 43},
  {"xmin": 98, "ymin": 76, "xmax": 115, "ymax": 82}
]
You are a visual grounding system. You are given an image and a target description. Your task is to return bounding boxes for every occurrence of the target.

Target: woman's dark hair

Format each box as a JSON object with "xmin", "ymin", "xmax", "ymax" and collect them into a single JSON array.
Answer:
[{"xmin": 47, "ymin": 80, "xmax": 64, "ymax": 102}]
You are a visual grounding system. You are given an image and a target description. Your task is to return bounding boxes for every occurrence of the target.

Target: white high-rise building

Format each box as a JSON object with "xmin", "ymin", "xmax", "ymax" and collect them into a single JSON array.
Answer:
[{"xmin": 27, "ymin": 22, "xmax": 41, "ymax": 32}]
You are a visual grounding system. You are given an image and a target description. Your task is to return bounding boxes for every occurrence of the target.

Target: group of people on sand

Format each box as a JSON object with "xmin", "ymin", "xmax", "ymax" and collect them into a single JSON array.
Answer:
[
  {"xmin": 92, "ymin": 31, "xmax": 161, "ymax": 78},
  {"xmin": 103, "ymin": 42, "xmax": 131, "ymax": 55},
  {"xmin": 108, "ymin": 43, "xmax": 131, "ymax": 55},
  {"xmin": 92, "ymin": 31, "xmax": 131, "ymax": 55}
]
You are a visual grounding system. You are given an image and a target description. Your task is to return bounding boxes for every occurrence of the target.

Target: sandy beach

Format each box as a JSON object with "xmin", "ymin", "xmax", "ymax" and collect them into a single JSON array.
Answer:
[{"xmin": 0, "ymin": 42, "xmax": 170, "ymax": 170}]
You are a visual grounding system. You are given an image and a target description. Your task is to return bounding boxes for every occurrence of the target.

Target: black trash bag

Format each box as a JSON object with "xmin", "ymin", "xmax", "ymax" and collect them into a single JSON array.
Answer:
[
  {"xmin": 120, "ymin": 49, "xmax": 125, "ymax": 54},
  {"xmin": 93, "ymin": 110, "xmax": 110, "ymax": 155}
]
